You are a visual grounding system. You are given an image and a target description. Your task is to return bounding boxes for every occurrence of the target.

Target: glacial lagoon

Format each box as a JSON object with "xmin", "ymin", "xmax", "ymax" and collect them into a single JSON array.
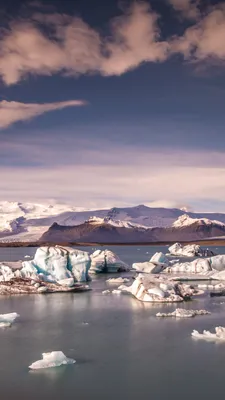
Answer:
[{"xmin": 1, "ymin": 245, "xmax": 225, "ymax": 400}]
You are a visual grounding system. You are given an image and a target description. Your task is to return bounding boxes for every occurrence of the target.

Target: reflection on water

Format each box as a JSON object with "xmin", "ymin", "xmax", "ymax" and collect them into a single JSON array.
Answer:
[{"xmin": 0, "ymin": 245, "xmax": 225, "ymax": 399}]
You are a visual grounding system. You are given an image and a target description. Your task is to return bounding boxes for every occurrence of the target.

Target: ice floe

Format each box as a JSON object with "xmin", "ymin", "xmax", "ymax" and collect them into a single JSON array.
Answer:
[
  {"xmin": 90, "ymin": 250, "xmax": 130, "ymax": 274},
  {"xmin": 102, "ymin": 290, "xmax": 111, "ymax": 294},
  {"xmin": 0, "ymin": 312, "xmax": 19, "ymax": 327},
  {"xmin": 192, "ymin": 327, "xmax": 225, "ymax": 341},
  {"xmin": 168, "ymin": 243, "xmax": 216, "ymax": 258},
  {"xmin": 29, "ymin": 351, "xmax": 76, "ymax": 369},
  {"xmin": 156, "ymin": 309, "xmax": 210, "ymax": 318},
  {"xmin": 106, "ymin": 277, "xmax": 130, "ymax": 284}
]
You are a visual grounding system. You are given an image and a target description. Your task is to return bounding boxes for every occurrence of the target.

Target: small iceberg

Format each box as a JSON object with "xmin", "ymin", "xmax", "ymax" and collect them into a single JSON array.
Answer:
[
  {"xmin": 0, "ymin": 312, "xmax": 19, "ymax": 328},
  {"xmin": 106, "ymin": 277, "xmax": 130, "ymax": 284},
  {"xmin": 168, "ymin": 243, "xmax": 216, "ymax": 258},
  {"xmin": 156, "ymin": 309, "xmax": 210, "ymax": 318},
  {"xmin": 90, "ymin": 250, "xmax": 130, "ymax": 274},
  {"xmin": 192, "ymin": 327, "xmax": 225, "ymax": 341},
  {"xmin": 29, "ymin": 351, "xmax": 76, "ymax": 370}
]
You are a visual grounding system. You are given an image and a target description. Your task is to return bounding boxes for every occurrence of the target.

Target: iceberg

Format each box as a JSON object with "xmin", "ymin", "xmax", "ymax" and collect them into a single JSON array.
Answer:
[
  {"xmin": 133, "ymin": 252, "xmax": 169, "ymax": 274},
  {"xmin": 192, "ymin": 327, "xmax": 225, "ymax": 341},
  {"xmin": 156, "ymin": 309, "xmax": 210, "ymax": 318},
  {"xmin": 0, "ymin": 312, "xmax": 19, "ymax": 327},
  {"xmin": 29, "ymin": 351, "xmax": 76, "ymax": 369},
  {"xmin": 90, "ymin": 250, "xmax": 130, "ymax": 274},
  {"xmin": 119, "ymin": 275, "xmax": 194, "ymax": 303},
  {"xmin": 168, "ymin": 243, "xmax": 216, "ymax": 258},
  {"xmin": 106, "ymin": 277, "xmax": 130, "ymax": 284}
]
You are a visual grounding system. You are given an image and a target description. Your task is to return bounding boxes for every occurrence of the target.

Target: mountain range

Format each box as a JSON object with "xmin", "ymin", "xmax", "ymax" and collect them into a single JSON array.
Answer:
[{"xmin": 1, "ymin": 201, "xmax": 225, "ymax": 243}]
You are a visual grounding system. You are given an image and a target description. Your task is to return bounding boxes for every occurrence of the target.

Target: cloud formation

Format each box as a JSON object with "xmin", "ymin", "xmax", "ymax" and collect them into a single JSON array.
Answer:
[
  {"xmin": 0, "ymin": 135, "xmax": 225, "ymax": 210},
  {"xmin": 172, "ymin": 4, "xmax": 225, "ymax": 62},
  {"xmin": 167, "ymin": 0, "xmax": 200, "ymax": 20},
  {"xmin": 0, "ymin": 2, "xmax": 168, "ymax": 85},
  {"xmin": 0, "ymin": 100, "xmax": 86, "ymax": 129}
]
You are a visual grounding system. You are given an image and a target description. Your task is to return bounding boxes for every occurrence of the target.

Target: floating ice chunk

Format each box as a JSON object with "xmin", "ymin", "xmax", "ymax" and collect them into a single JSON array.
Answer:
[
  {"xmin": 24, "ymin": 255, "xmax": 31, "ymax": 258},
  {"xmin": 106, "ymin": 277, "xmax": 130, "ymax": 284},
  {"xmin": 29, "ymin": 351, "xmax": 76, "ymax": 369},
  {"xmin": 0, "ymin": 322, "xmax": 11, "ymax": 328},
  {"xmin": 192, "ymin": 327, "xmax": 225, "ymax": 341},
  {"xmin": 102, "ymin": 290, "xmax": 111, "ymax": 294},
  {"xmin": 0, "ymin": 312, "xmax": 20, "ymax": 327},
  {"xmin": 132, "ymin": 261, "xmax": 163, "ymax": 274},
  {"xmin": 90, "ymin": 250, "xmax": 130, "ymax": 274},
  {"xmin": 112, "ymin": 289, "xmax": 121, "ymax": 295},
  {"xmin": 168, "ymin": 243, "xmax": 216, "ymax": 258},
  {"xmin": 119, "ymin": 275, "xmax": 192, "ymax": 303},
  {"xmin": 150, "ymin": 252, "xmax": 169, "ymax": 267},
  {"xmin": 156, "ymin": 309, "xmax": 210, "ymax": 318}
]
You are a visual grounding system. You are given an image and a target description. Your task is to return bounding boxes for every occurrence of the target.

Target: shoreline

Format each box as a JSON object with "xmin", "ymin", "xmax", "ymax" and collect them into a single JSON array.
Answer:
[{"xmin": 0, "ymin": 239, "xmax": 225, "ymax": 248}]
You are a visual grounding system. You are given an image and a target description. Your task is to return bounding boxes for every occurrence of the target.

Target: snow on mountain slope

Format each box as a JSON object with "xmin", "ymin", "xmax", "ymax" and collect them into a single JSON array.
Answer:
[
  {"xmin": 1, "ymin": 201, "xmax": 225, "ymax": 242},
  {"xmin": 173, "ymin": 214, "xmax": 225, "ymax": 228}
]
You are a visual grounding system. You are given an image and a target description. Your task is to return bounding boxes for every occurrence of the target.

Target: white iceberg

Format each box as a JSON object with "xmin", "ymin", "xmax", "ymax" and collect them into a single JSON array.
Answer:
[
  {"xmin": 29, "ymin": 351, "xmax": 76, "ymax": 369},
  {"xmin": 168, "ymin": 243, "xmax": 216, "ymax": 258},
  {"xmin": 132, "ymin": 252, "xmax": 169, "ymax": 274},
  {"xmin": 102, "ymin": 290, "xmax": 111, "ymax": 294},
  {"xmin": 119, "ymin": 275, "xmax": 193, "ymax": 303},
  {"xmin": 156, "ymin": 309, "xmax": 210, "ymax": 318},
  {"xmin": 192, "ymin": 327, "xmax": 225, "ymax": 341},
  {"xmin": 0, "ymin": 312, "xmax": 19, "ymax": 327},
  {"xmin": 90, "ymin": 250, "xmax": 130, "ymax": 274}
]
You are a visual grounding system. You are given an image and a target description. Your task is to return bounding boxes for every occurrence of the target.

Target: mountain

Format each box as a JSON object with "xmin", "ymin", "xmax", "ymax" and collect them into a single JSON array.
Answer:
[
  {"xmin": 40, "ymin": 215, "xmax": 225, "ymax": 243},
  {"xmin": 1, "ymin": 201, "xmax": 225, "ymax": 242}
]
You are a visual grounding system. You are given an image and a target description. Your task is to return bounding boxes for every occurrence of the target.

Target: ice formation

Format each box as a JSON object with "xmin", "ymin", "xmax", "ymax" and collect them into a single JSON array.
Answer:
[
  {"xmin": 90, "ymin": 249, "xmax": 130, "ymax": 274},
  {"xmin": 156, "ymin": 309, "xmax": 210, "ymax": 318},
  {"xmin": 133, "ymin": 252, "xmax": 169, "ymax": 273},
  {"xmin": 0, "ymin": 246, "xmax": 91, "ymax": 286},
  {"xmin": 128, "ymin": 249, "xmax": 225, "ymax": 281},
  {"xmin": 102, "ymin": 290, "xmax": 111, "ymax": 294},
  {"xmin": 0, "ymin": 312, "xmax": 19, "ymax": 327},
  {"xmin": 119, "ymin": 274, "xmax": 195, "ymax": 303},
  {"xmin": 168, "ymin": 243, "xmax": 215, "ymax": 258},
  {"xmin": 29, "ymin": 351, "xmax": 76, "ymax": 369},
  {"xmin": 106, "ymin": 277, "xmax": 130, "ymax": 284},
  {"xmin": 192, "ymin": 327, "xmax": 225, "ymax": 341}
]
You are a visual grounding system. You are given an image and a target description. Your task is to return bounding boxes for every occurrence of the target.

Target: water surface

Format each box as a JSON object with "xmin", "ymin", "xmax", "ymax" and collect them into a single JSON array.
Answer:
[{"xmin": 1, "ymin": 245, "xmax": 225, "ymax": 400}]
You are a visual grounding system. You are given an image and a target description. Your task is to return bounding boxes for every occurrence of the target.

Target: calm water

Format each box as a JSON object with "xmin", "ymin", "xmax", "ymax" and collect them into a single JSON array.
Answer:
[{"xmin": 1, "ymin": 245, "xmax": 225, "ymax": 400}]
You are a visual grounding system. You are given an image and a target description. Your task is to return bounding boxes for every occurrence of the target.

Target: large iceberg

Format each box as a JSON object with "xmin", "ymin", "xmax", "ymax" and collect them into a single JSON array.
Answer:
[
  {"xmin": 168, "ymin": 243, "xmax": 216, "ymax": 258},
  {"xmin": 29, "ymin": 351, "xmax": 76, "ymax": 369},
  {"xmin": 156, "ymin": 309, "xmax": 210, "ymax": 318},
  {"xmin": 0, "ymin": 246, "xmax": 91, "ymax": 286},
  {"xmin": 119, "ymin": 274, "xmax": 196, "ymax": 303},
  {"xmin": 192, "ymin": 327, "xmax": 225, "ymax": 341},
  {"xmin": 90, "ymin": 249, "xmax": 130, "ymax": 274}
]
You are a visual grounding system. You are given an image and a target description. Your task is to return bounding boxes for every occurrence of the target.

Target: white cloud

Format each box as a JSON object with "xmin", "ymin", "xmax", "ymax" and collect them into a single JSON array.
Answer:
[
  {"xmin": 0, "ymin": 2, "xmax": 168, "ymax": 85},
  {"xmin": 0, "ymin": 100, "xmax": 86, "ymax": 129},
  {"xmin": 171, "ymin": 4, "xmax": 225, "ymax": 63}
]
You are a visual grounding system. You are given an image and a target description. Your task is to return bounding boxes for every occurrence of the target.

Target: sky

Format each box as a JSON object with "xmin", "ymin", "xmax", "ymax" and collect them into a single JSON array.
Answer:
[{"xmin": 1, "ymin": 0, "xmax": 225, "ymax": 211}]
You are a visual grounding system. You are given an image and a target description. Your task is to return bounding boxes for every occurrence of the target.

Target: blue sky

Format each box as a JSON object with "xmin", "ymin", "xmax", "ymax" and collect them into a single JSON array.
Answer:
[{"xmin": 1, "ymin": 0, "xmax": 225, "ymax": 211}]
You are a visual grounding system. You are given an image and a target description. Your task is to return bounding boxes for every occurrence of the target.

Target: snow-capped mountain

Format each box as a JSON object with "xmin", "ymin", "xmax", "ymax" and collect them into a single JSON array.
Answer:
[
  {"xmin": 172, "ymin": 214, "xmax": 225, "ymax": 228},
  {"xmin": 1, "ymin": 201, "xmax": 225, "ymax": 242},
  {"xmin": 41, "ymin": 215, "xmax": 225, "ymax": 244}
]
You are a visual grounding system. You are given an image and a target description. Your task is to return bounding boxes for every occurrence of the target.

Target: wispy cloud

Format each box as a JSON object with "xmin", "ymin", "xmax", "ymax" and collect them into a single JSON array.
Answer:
[
  {"xmin": 0, "ymin": 100, "xmax": 86, "ymax": 129},
  {"xmin": 0, "ymin": 137, "xmax": 225, "ymax": 209}
]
